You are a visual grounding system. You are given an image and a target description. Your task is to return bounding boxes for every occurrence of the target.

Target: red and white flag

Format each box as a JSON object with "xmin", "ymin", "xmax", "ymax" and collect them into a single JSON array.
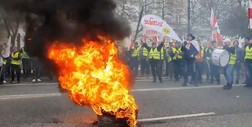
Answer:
[
  {"xmin": 153, "ymin": 36, "xmax": 159, "ymax": 45},
  {"xmin": 248, "ymin": 0, "xmax": 252, "ymax": 29},
  {"xmin": 129, "ymin": 36, "xmax": 134, "ymax": 50},
  {"xmin": 210, "ymin": 9, "xmax": 223, "ymax": 47}
]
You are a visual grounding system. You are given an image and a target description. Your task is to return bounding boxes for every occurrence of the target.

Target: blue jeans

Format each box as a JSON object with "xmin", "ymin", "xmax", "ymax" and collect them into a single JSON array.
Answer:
[
  {"xmin": 210, "ymin": 64, "xmax": 220, "ymax": 84},
  {"xmin": 245, "ymin": 62, "xmax": 252, "ymax": 86},
  {"xmin": 234, "ymin": 62, "xmax": 241, "ymax": 83},
  {"xmin": 226, "ymin": 64, "xmax": 235, "ymax": 86},
  {"xmin": 183, "ymin": 60, "xmax": 196, "ymax": 85}
]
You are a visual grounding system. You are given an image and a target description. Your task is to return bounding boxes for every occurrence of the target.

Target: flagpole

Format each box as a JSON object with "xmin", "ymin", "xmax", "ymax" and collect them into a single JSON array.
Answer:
[{"xmin": 187, "ymin": 0, "xmax": 191, "ymax": 34}]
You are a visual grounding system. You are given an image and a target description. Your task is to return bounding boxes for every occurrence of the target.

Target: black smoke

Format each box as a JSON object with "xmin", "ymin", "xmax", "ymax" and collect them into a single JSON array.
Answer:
[{"xmin": 0, "ymin": 0, "xmax": 131, "ymax": 58}]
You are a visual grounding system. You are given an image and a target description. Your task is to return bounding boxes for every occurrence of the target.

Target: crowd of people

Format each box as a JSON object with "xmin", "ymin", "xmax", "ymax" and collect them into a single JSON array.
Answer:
[
  {"xmin": 127, "ymin": 34, "xmax": 252, "ymax": 90},
  {"xmin": 0, "ymin": 42, "xmax": 42, "ymax": 85}
]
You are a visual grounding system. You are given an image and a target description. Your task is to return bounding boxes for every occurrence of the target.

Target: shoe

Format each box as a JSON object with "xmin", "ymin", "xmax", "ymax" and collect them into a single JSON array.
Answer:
[
  {"xmin": 11, "ymin": 81, "xmax": 15, "ymax": 84},
  {"xmin": 235, "ymin": 81, "xmax": 239, "ymax": 84},
  {"xmin": 223, "ymin": 85, "xmax": 232, "ymax": 90},
  {"xmin": 32, "ymin": 79, "xmax": 36, "ymax": 82},
  {"xmin": 152, "ymin": 80, "xmax": 156, "ymax": 83},
  {"xmin": 3, "ymin": 81, "xmax": 7, "ymax": 84},
  {"xmin": 37, "ymin": 79, "xmax": 42, "ymax": 82},
  {"xmin": 182, "ymin": 83, "xmax": 187, "ymax": 87},
  {"xmin": 194, "ymin": 84, "xmax": 199, "ymax": 87}
]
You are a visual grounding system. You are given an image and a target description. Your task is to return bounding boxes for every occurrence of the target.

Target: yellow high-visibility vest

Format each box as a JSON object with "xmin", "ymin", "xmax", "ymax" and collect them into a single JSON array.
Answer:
[
  {"xmin": 172, "ymin": 48, "xmax": 182, "ymax": 60},
  {"xmin": 149, "ymin": 48, "xmax": 164, "ymax": 60},
  {"xmin": 11, "ymin": 52, "xmax": 21, "ymax": 65},
  {"xmin": 245, "ymin": 46, "xmax": 252, "ymax": 60},
  {"xmin": 131, "ymin": 47, "xmax": 141, "ymax": 57},
  {"xmin": 229, "ymin": 53, "xmax": 237, "ymax": 65},
  {"xmin": 149, "ymin": 48, "xmax": 154, "ymax": 59}
]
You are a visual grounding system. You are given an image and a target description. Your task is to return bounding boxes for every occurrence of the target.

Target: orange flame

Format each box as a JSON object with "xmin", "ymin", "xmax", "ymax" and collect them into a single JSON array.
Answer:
[{"xmin": 47, "ymin": 36, "xmax": 138, "ymax": 126}]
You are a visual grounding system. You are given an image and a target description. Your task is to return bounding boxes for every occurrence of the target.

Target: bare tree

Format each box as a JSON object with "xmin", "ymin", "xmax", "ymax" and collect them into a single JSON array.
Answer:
[{"xmin": 0, "ymin": 10, "xmax": 23, "ymax": 48}]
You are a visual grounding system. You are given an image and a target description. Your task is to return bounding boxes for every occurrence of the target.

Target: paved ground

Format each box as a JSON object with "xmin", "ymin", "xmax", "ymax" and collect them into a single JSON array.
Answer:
[{"xmin": 0, "ymin": 78, "xmax": 252, "ymax": 127}]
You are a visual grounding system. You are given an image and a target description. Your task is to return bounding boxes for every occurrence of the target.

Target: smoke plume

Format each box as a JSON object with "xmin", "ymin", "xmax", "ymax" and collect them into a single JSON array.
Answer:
[{"xmin": 0, "ymin": 0, "xmax": 131, "ymax": 58}]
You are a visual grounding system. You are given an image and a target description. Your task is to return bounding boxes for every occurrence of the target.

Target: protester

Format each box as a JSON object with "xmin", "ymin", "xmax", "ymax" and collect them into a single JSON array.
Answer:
[
  {"xmin": 170, "ymin": 42, "xmax": 183, "ymax": 82},
  {"xmin": 10, "ymin": 47, "xmax": 22, "ymax": 83},
  {"xmin": 244, "ymin": 38, "xmax": 252, "ymax": 87},
  {"xmin": 223, "ymin": 41, "xmax": 236, "ymax": 89},
  {"xmin": 130, "ymin": 42, "xmax": 140, "ymax": 76},
  {"xmin": 195, "ymin": 40, "xmax": 204, "ymax": 84},
  {"xmin": 203, "ymin": 42, "xmax": 211, "ymax": 82},
  {"xmin": 139, "ymin": 40, "xmax": 150, "ymax": 77},
  {"xmin": 144, "ymin": 41, "xmax": 164, "ymax": 83},
  {"xmin": 233, "ymin": 40, "xmax": 243, "ymax": 84},
  {"xmin": 209, "ymin": 41, "xmax": 221, "ymax": 85},
  {"xmin": 1, "ymin": 42, "xmax": 11, "ymax": 84},
  {"xmin": 181, "ymin": 34, "xmax": 199, "ymax": 86},
  {"xmin": 31, "ymin": 57, "xmax": 42, "ymax": 82},
  {"xmin": 20, "ymin": 47, "xmax": 31, "ymax": 79}
]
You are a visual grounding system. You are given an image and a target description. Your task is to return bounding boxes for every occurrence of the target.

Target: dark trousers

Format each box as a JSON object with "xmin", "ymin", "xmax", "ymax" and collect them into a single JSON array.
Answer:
[
  {"xmin": 0, "ymin": 66, "xmax": 3, "ymax": 84},
  {"xmin": 2, "ymin": 58, "xmax": 11, "ymax": 80},
  {"xmin": 245, "ymin": 62, "xmax": 252, "ymax": 86},
  {"xmin": 22, "ymin": 58, "xmax": 31, "ymax": 78},
  {"xmin": 210, "ymin": 63, "xmax": 220, "ymax": 84},
  {"xmin": 130, "ymin": 57, "xmax": 139, "ymax": 76},
  {"xmin": 140, "ymin": 58, "xmax": 150, "ymax": 76},
  {"xmin": 32, "ymin": 58, "xmax": 41, "ymax": 79},
  {"xmin": 204, "ymin": 60, "xmax": 211, "ymax": 80},
  {"xmin": 11, "ymin": 64, "xmax": 21, "ymax": 82},
  {"xmin": 150, "ymin": 60, "xmax": 162, "ymax": 82},
  {"xmin": 196, "ymin": 61, "xmax": 204, "ymax": 83},
  {"xmin": 173, "ymin": 60, "xmax": 182, "ymax": 81},
  {"xmin": 183, "ymin": 60, "xmax": 196, "ymax": 85}
]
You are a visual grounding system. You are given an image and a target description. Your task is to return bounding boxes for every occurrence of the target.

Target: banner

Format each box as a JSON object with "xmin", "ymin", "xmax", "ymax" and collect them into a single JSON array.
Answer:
[
  {"xmin": 143, "ymin": 27, "xmax": 159, "ymax": 37},
  {"xmin": 141, "ymin": 14, "xmax": 182, "ymax": 42}
]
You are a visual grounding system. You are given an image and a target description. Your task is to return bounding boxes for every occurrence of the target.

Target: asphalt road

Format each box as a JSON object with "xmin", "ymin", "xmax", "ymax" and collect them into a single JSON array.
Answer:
[{"xmin": 0, "ymin": 79, "xmax": 252, "ymax": 127}]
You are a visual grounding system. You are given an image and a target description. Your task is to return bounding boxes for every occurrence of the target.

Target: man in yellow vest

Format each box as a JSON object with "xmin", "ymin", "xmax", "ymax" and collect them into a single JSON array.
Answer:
[
  {"xmin": 143, "ymin": 41, "xmax": 164, "ymax": 83},
  {"xmin": 10, "ymin": 47, "xmax": 22, "ymax": 83},
  {"xmin": 165, "ymin": 46, "xmax": 173, "ymax": 79},
  {"xmin": 20, "ymin": 47, "xmax": 31, "ymax": 79},
  {"xmin": 139, "ymin": 40, "xmax": 150, "ymax": 77},
  {"xmin": 170, "ymin": 42, "xmax": 183, "ymax": 82},
  {"xmin": 195, "ymin": 40, "xmax": 204, "ymax": 85},
  {"xmin": 223, "ymin": 41, "xmax": 236, "ymax": 89},
  {"xmin": 130, "ymin": 42, "xmax": 140, "ymax": 76},
  {"xmin": 244, "ymin": 38, "xmax": 252, "ymax": 87}
]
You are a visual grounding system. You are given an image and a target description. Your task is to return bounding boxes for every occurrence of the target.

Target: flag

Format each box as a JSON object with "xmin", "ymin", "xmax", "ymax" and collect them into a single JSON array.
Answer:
[
  {"xmin": 210, "ymin": 9, "xmax": 223, "ymax": 46},
  {"xmin": 153, "ymin": 36, "xmax": 159, "ymax": 45},
  {"xmin": 249, "ymin": 0, "xmax": 252, "ymax": 29},
  {"xmin": 129, "ymin": 36, "xmax": 134, "ymax": 50}
]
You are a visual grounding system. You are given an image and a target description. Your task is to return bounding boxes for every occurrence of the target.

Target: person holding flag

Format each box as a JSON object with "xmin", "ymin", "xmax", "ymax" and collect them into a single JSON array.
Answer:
[
  {"xmin": 181, "ymin": 34, "xmax": 199, "ymax": 86},
  {"xmin": 139, "ymin": 39, "xmax": 150, "ymax": 77},
  {"xmin": 143, "ymin": 41, "xmax": 164, "ymax": 83}
]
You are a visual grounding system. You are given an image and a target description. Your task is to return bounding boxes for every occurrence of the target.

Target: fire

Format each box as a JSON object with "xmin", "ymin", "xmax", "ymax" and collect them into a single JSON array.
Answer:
[{"xmin": 47, "ymin": 36, "xmax": 138, "ymax": 126}]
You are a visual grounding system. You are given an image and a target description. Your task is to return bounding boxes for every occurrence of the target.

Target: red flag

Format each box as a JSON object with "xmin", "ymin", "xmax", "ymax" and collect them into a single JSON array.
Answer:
[
  {"xmin": 143, "ymin": 36, "xmax": 148, "ymax": 42},
  {"xmin": 210, "ymin": 9, "xmax": 217, "ymax": 28},
  {"xmin": 153, "ymin": 36, "xmax": 159, "ymax": 45},
  {"xmin": 249, "ymin": 1, "xmax": 252, "ymax": 29},
  {"xmin": 210, "ymin": 9, "xmax": 223, "ymax": 46},
  {"xmin": 129, "ymin": 36, "xmax": 134, "ymax": 49}
]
